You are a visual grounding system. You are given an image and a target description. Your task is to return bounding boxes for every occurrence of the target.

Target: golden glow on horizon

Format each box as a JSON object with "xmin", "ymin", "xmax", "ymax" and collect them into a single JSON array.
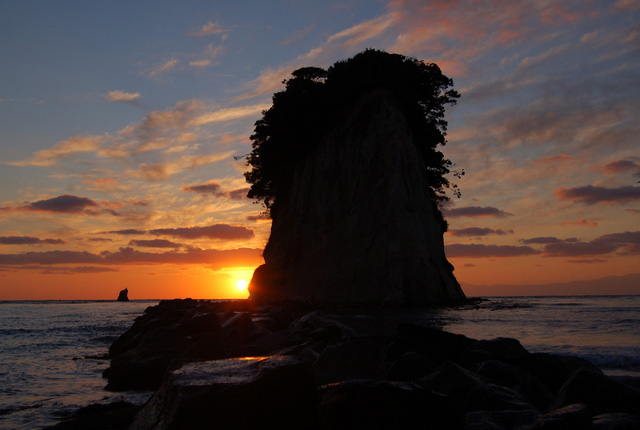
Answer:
[{"xmin": 236, "ymin": 279, "xmax": 248, "ymax": 291}]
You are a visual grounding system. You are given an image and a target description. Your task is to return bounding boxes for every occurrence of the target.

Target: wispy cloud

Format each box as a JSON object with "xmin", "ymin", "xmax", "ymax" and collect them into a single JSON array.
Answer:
[
  {"xmin": 191, "ymin": 103, "xmax": 270, "ymax": 126},
  {"xmin": 6, "ymin": 135, "xmax": 103, "ymax": 167},
  {"xmin": 236, "ymin": 13, "xmax": 397, "ymax": 101},
  {"xmin": 281, "ymin": 24, "xmax": 316, "ymax": 46},
  {"xmin": 189, "ymin": 41, "xmax": 226, "ymax": 68},
  {"xmin": 134, "ymin": 151, "xmax": 235, "ymax": 181},
  {"xmin": 146, "ymin": 58, "xmax": 179, "ymax": 76},
  {"xmin": 189, "ymin": 21, "xmax": 230, "ymax": 37},
  {"xmin": 105, "ymin": 90, "xmax": 141, "ymax": 103},
  {"xmin": 327, "ymin": 14, "xmax": 395, "ymax": 49}
]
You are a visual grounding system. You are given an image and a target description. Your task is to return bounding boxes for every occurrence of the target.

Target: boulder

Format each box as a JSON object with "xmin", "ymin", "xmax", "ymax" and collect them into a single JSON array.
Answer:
[
  {"xmin": 418, "ymin": 362, "xmax": 535, "ymax": 413},
  {"xmin": 130, "ymin": 356, "xmax": 317, "ymax": 430},
  {"xmin": 386, "ymin": 351, "xmax": 440, "ymax": 382},
  {"xmin": 291, "ymin": 311, "xmax": 356, "ymax": 340},
  {"xmin": 389, "ymin": 323, "xmax": 476, "ymax": 364},
  {"xmin": 462, "ymin": 338, "xmax": 530, "ymax": 367},
  {"xmin": 249, "ymin": 93, "xmax": 465, "ymax": 305},
  {"xmin": 464, "ymin": 409, "xmax": 541, "ymax": 430},
  {"xmin": 538, "ymin": 403, "xmax": 592, "ymax": 430},
  {"xmin": 516, "ymin": 352, "xmax": 602, "ymax": 395},
  {"xmin": 593, "ymin": 413, "xmax": 640, "ymax": 429},
  {"xmin": 553, "ymin": 367, "xmax": 640, "ymax": 416},
  {"xmin": 318, "ymin": 379, "xmax": 460, "ymax": 429},
  {"xmin": 314, "ymin": 338, "xmax": 387, "ymax": 385},
  {"xmin": 104, "ymin": 301, "xmax": 225, "ymax": 390},
  {"xmin": 475, "ymin": 360, "xmax": 554, "ymax": 410}
]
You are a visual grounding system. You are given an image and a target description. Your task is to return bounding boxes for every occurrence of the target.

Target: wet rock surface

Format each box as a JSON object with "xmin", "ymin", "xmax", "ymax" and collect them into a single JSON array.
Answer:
[{"xmin": 63, "ymin": 299, "xmax": 640, "ymax": 429}]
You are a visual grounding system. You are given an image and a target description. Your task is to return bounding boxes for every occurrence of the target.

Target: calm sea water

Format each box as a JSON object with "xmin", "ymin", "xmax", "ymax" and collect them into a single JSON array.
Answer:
[{"xmin": 1, "ymin": 296, "xmax": 639, "ymax": 429}]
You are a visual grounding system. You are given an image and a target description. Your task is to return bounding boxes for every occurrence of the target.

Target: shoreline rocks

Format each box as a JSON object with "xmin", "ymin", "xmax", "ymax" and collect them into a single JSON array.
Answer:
[{"xmin": 58, "ymin": 299, "xmax": 640, "ymax": 429}]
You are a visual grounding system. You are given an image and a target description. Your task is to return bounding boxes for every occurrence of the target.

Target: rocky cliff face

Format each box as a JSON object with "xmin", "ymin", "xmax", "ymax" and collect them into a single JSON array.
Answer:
[{"xmin": 249, "ymin": 92, "xmax": 465, "ymax": 305}]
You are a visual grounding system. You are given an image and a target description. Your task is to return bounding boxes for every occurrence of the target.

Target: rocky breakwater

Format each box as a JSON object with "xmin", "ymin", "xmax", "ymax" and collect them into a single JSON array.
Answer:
[
  {"xmin": 75, "ymin": 299, "xmax": 640, "ymax": 429},
  {"xmin": 249, "ymin": 92, "xmax": 465, "ymax": 305}
]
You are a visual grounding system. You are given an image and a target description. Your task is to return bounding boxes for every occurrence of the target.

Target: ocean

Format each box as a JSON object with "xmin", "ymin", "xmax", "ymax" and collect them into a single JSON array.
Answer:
[{"xmin": 1, "ymin": 296, "xmax": 639, "ymax": 429}]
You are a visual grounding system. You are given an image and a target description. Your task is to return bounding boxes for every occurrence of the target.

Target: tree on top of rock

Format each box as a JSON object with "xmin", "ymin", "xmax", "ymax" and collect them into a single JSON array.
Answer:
[{"xmin": 244, "ymin": 49, "xmax": 461, "ymax": 229}]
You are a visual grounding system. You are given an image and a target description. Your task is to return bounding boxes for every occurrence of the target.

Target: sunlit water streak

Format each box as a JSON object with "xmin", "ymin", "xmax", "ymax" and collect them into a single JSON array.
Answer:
[{"xmin": 0, "ymin": 296, "xmax": 639, "ymax": 429}]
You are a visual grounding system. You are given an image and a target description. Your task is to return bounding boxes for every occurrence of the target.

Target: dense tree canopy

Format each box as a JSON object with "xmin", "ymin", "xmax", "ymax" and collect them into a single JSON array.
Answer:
[{"xmin": 245, "ymin": 49, "xmax": 461, "ymax": 227}]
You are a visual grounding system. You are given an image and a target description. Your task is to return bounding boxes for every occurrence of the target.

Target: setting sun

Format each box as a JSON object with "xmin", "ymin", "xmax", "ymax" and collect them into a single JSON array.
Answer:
[{"xmin": 236, "ymin": 279, "xmax": 248, "ymax": 291}]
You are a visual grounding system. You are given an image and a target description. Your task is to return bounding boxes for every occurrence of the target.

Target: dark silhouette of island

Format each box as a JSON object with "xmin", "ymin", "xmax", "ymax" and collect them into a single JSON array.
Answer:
[
  {"xmin": 245, "ymin": 49, "xmax": 465, "ymax": 305},
  {"xmin": 116, "ymin": 288, "xmax": 129, "ymax": 301}
]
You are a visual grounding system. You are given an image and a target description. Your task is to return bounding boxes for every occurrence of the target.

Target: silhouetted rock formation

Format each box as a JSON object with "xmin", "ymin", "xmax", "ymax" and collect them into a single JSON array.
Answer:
[
  {"xmin": 116, "ymin": 288, "xmax": 129, "ymax": 302},
  {"xmin": 250, "ymin": 92, "xmax": 465, "ymax": 305}
]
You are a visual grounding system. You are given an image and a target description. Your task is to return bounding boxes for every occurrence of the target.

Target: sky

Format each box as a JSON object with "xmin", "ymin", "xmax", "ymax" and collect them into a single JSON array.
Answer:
[{"xmin": 1, "ymin": 0, "xmax": 639, "ymax": 300}]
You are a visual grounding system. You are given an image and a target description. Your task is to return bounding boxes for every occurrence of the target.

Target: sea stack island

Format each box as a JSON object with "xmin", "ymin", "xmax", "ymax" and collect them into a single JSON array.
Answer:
[{"xmin": 246, "ymin": 49, "xmax": 465, "ymax": 306}]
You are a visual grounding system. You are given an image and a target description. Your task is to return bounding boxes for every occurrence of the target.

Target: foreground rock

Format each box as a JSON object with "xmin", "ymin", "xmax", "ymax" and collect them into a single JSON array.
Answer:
[
  {"xmin": 96, "ymin": 299, "xmax": 640, "ymax": 429},
  {"xmin": 131, "ymin": 356, "xmax": 317, "ymax": 429},
  {"xmin": 249, "ymin": 92, "xmax": 465, "ymax": 305}
]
